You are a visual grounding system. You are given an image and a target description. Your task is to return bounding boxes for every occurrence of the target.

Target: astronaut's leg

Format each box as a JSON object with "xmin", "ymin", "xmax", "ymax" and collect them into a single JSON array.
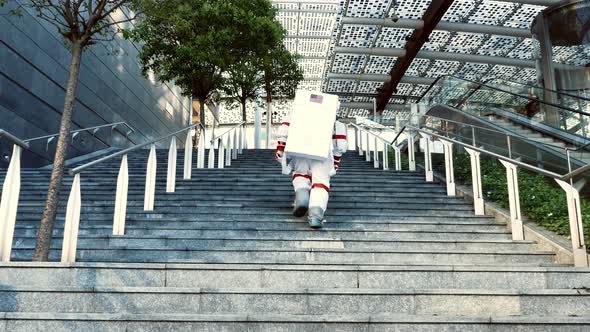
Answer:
[
  {"xmin": 307, "ymin": 158, "xmax": 332, "ymax": 228},
  {"xmin": 291, "ymin": 158, "xmax": 311, "ymax": 217}
]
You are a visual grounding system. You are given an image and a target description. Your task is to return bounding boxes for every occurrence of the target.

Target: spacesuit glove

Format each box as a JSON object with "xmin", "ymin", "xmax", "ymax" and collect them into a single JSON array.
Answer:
[
  {"xmin": 333, "ymin": 155, "xmax": 341, "ymax": 172},
  {"xmin": 275, "ymin": 149, "xmax": 284, "ymax": 161}
]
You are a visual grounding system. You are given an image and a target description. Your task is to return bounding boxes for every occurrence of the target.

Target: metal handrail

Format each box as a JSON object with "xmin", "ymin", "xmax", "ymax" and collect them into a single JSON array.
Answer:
[
  {"xmin": 425, "ymin": 115, "xmax": 569, "ymax": 150},
  {"xmin": 70, "ymin": 122, "xmax": 201, "ymax": 175},
  {"xmin": 24, "ymin": 122, "xmax": 135, "ymax": 143},
  {"xmin": 211, "ymin": 121, "xmax": 246, "ymax": 142},
  {"xmin": 0, "ymin": 130, "xmax": 29, "ymax": 149},
  {"xmin": 487, "ymin": 78, "xmax": 590, "ymax": 103},
  {"xmin": 350, "ymin": 123, "xmax": 396, "ymax": 144},
  {"xmin": 417, "ymin": 75, "xmax": 590, "ymax": 117}
]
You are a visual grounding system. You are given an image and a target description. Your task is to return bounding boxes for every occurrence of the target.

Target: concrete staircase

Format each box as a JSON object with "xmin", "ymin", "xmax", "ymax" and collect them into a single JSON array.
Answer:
[{"xmin": 1, "ymin": 149, "xmax": 590, "ymax": 330}]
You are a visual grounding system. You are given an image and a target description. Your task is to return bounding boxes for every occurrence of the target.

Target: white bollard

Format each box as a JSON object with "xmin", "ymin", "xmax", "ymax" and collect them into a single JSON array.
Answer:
[
  {"xmin": 555, "ymin": 179, "xmax": 589, "ymax": 267},
  {"xmin": 383, "ymin": 142, "xmax": 389, "ymax": 171},
  {"xmin": 61, "ymin": 174, "xmax": 81, "ymax": 263},
  {"xmin": 358, "ymin": 128, "xmax": 363, "ymax": 156},
  {"xmin": 184, "ymin": 130, "xmax": 193, "ymax": 180},
  {"xmin": 166, "ymin": 138, "xmax": 177, "ymax": 192},
  {"xmin": 113, "ymin": 155, "xmax": 129, "ymax": 236},
  {"xmin": 365, "ymin": 132, "xmax": 370, "ymax": 162},
  {"xmin": 407, "ymin": 133, "xmax": 416, "ymax": 171},
  {"xmin": 499, "ymin": 160, "xmax": 524, "ymax": 241},
  {"xmin": 465, "ymin": 147, "xmax": 485, "ymax": 215},
  {"xmin": 225, "ymin": 136, "xmax": 232, "ymax": 167},
  {"xmin": 144, "ymin": 144, "xmax": 157, "ymax": 211},
  {"xmin": 419, "ymin": 133, "xmax": 433, "ymax": 182},
  {"xmin": 373, "ymin": 136, "xmax": 379, "ymax": 169},
  {"xmin": 218, "ymin": 139, "xmax": 225, "ymax": 169},
  {"xmin": 208, "ymin": 141, "xmax": 215, "ymax": 169},
  {"xmin": 0, "ymin": 145, "xmax": 21, "ymax": 262},
  {"xmin": 197, "ymin": 128, "xmax": 205, "ymax": 169},
  {"xmin": 232, "ymin": 129, "xmax": 238, "ymax": 159},
  {"xmin": 238, "ymin": 125, "xmax": 244, "ymax": 154},
  {"xmin": 393, "ymin": 146, "xmax": 401, "ymax": 171},
  {"xmin": 441, "ymin": 141, "xmax": 456, "ymax": 197}
]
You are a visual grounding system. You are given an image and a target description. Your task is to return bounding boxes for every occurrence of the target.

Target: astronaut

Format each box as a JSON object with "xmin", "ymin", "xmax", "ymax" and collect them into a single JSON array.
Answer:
[{"xmin": 274, "ymin": 93, "xmax": 348, "ymax": 229}]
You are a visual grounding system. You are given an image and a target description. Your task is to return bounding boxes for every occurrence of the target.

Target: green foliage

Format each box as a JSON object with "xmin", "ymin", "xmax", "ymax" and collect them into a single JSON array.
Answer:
[
  {"xmin": 262, "ymin": 44, "xmax": 304, "ymax": 102},
  {"xmin": 451, "ymin": 153, "xmax": 590, "ymax": 247},
  {"xmin": 127, "ymin": 0, "xmax": 285, "ymax": 102}
]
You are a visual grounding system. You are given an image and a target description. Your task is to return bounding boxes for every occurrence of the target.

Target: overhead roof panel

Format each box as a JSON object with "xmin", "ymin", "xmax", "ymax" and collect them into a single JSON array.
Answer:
[
  {"xmin": 394, "ymin": 0, "xmax": 430, "ymax": 19},
  {"xmin": 365, "ymin": 56, "xmax": 397, "ymax": 74},
  {"xmin": 299, "ymin": 12, "xmax": 339, "ymax": 37},
  {"xmin": 357, "ymin": 80, "xmax": 382, "ymax": 94},
  {"xmin": 477, "ymin": 35, "xmax": 521, "ymax": 57},
  {"xmin": 297, "ymin": 38, "xmax": 331, "ymax": 57},
  {"xmin": 467, "ymin": 1, "xmax": 517, "ymax": 26},
  {"xmin": 426, "ymin": 60, "xmax": 462, "ymax": 77},
  {"xmin": 332, "ymin": 53, "xmax": 367, "ymax": 73},
  {"xmin": 375, "ymin": 27, "xmax": 412, "ymax": 48},
  {"xmin": 444, "ymin": 32, "xmax": 485, "ymax": 54},
  {"xmin": 406, "ymin": 58, "xmax": 431, "ymax": 77},
  {"xmin": 504, "ymin": 4, "xmax": 544, "ymax": 29},
  {"xmin": 299, "ymin": 58, "xmax": 326, "ymax": 78},
  {"xmin": 276, "ymin": 12, "xmax": 298, "ymax": 35},
  {"xmin": 347, "ymin": 0, "xmax": 392, "ymax": 18},
  {"xmin": 327, "ymin": 79, "xmax": 357, "ymax": 93},
  {"xmin": 441, "ymin": 0, "xmax": 477, "ymax": 22}
]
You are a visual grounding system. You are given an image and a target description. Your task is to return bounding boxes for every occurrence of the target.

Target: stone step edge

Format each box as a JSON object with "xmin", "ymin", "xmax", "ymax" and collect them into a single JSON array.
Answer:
[
  {"xmin": 2, "ymin": 285, "xmax": 589, "ymax": 296},
  {"xmin": 2, "ymin": 312, "xmax": 590, "ymax": 325}
]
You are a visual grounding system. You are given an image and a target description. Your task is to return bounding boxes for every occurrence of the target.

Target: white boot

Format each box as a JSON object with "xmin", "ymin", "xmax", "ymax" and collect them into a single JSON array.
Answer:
[{"xmin": 293, "ymin": 189, "xmax": 310, "ymax": 217}]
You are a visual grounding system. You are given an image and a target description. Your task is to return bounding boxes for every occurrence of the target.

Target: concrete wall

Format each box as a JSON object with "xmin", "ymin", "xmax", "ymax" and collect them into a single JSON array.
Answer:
[{"xmin": 0, "ymin": 2, "xmax": 191, "ymax": 167}]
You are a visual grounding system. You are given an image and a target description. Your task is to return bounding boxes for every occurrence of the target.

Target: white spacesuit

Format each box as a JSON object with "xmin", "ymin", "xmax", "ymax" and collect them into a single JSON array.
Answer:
[{"xmin": 274, "ymin": 92, "xmax": 348, "ymax": 228}]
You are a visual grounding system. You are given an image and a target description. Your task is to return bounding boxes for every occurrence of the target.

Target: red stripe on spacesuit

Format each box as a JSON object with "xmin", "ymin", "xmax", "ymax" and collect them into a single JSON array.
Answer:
[
  {"xmin": 312, "ymin": 183, "xmax": 330, "ymax": 192},
  {"xmin": 282, "ymin": 122, "xmax": 290, "ymax": 126},
  {"xmin": 332, "ymin": 135, "xmax": 347, "ymax": 139},
  {"xmin": 292, "ymin": 174, "xmax": 312, "ymax": 181},
  {"xmin": 333, "ymin": 156, "xmax": 341, "ymax": 161},
  {"xmin": 277, "ymin": 145, "xmax": 285, "ymax": 151}
]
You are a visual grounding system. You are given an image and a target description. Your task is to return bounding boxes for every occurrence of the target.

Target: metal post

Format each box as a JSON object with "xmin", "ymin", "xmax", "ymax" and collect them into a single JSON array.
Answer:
[
  {"xmin": 238, "ymin": 125, "xmax": 244, "ymax": 154},
  {"xmin": 232, "ymin": 129, "xmax": 238, "ymax": 159},
  {"xmin": 113, "ymin": 155, "xmax": 128, "ymax": 236},
  {"xmin": 167, "ymin": 137, "xmax": 177, "ymax": 192},
  {"xmin": 441, "ymin": 141, "xmax": 456, "ymax": 197},
  {"xmin": 465, "ymin": 147, "xmax": 485, "ymax": 215},
  {"xmin": 555, "ymin": 179, "xmax": 589, "ymax": 267},
  {"xmin": 197, "ymin": 128, "xmax": 205, "ymax": 169},
  {"xmin": 499, "ymin": 160, "xmax": 524, "ymax": 241},
  {"xmin": 358, "ymin": 128, "xmax": 364, "ymax": 156},
  {"xmin": 218, "ymin": 139, "xmax": 225, "ymax": 169},
  {"xmin": 144, "ymin": 144, "xmax": 157, "ymax": 211},
  {"xmin": 0, "ymin": 145, "xmax": 21, "ymax": 262},
  {"xmin": 208, "ymin": 140, "xmax": 215, "ymax": 168},
  {"xmin": 255, "ymin": 109, "xmax": 261, "ymax": 149},
  {"xmin": 394, "ymin": 146, "xmax": 401, "ymax": 171},
  {"xmin": 373, "ymin": 136, "xmax": 379, "ymax": 168},
  {"xmin": 225, "ymin": 136, "xmax": 232, "ymax": 167},
  {"xmin": 383, "ymin": 142, "xmax": 389, "ymax": 170},
  {"xmin": 365, "ymin": 132, "xmax": 371, "ymax": 162},
  {"xmin": 266, "ymin": 101, "xmax": 272, "ymax": 149},
  {"xmin": 61, "ymin": 174, "xmax": 81, "ymax": 263},
  {"xmin": 419, "ymin": 133, "xmax": 433, "ymax": 182},
  {"xmin": 183, "ymin": 130, "xmax": 193, "ymax": 180},
  {"xmin": 408, "ymin": 133, "xmax": 416, "ymax": 171}
]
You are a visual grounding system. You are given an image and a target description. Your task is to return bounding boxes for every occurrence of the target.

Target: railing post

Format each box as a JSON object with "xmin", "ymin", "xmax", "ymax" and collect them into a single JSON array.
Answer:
[
  {"xmin": 499, "ymin": 160, "xmax": 524, "ymax": 241},
  {"xmin": 383, "ymin": 142, "xmax": 389, "ymax": 170},
  {"xmin": 197, "ymin": 128, "xmax": 205, "ymax": 169},
  {"xmin": 365, "ymin": 132, "xmax": 370, "ymax": 162},
  {"xmin": 555, "ymin": 179, "xmax": 589, "ymax": 267},
  {"xmin": 218, "ymin": 138, "xmax": 225, "ymax": 169},
  {"xmin": 0, "ymin": 145, "xmax": 21, "ymax": 262},
  {"xmin": 358, "ymin": 128, "xmax": 363, "ymax": 156},
  {"xmin": 208, "ymin": 140, "xmax": 215, "ymax": 168},
  {"xmin": 243, "ymin": 124, "xmax": 248, "ymax": 150},
  {"xmin": 233, "ymin": 129, "xmax": 238, "ymax": 159},
  {"xmin": 238, "ymin": 125, "xmax": 244, "ymax": 154},
  {"xmin": 441, "ymin": 141, "xmax": 456, "ymax": 197},
  {"xmin": 144, "ymin": 144, "xmax": 157, "ymax": 211},
  {"xmin": 407, "ymin": 133, "xmax": 416, "ymax": 171},
  {"xmin": 225, "ymin": 136, "xmax": 232, "ymax": 167},
  {"xmin": 419, "ymin": 133, "xmax": 433, "ymax": 182},
  {"xmin": 393, "ymin": 146, "xmax": 401, "ymax": 171},
  {"xmin": 167, "ymin": 137, "xmax": 177, "ymax": 193},
  {"xmin": 464, "ymin": 147, "xmax": 485, "ymax": 215},
  {"xmin": 183, "ymin": 130, "xmax": 193, "ymax": 180},
  {"xmin": 373, "ymin": 136, "xmax": 379, "ymax": 168},
  {"xmin": 113, "ymin": 155, "xmax": 128, "ymax": 236},
  {"xmin": 61, "ymin": 174, "xmax": 81, "ymax": 263}
]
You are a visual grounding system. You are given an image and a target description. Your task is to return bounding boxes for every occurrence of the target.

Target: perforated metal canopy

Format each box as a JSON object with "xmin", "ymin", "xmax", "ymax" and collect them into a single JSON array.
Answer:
[{"xmin": 271, "ymin": 0, "xmax": 576, "ymax": 117}]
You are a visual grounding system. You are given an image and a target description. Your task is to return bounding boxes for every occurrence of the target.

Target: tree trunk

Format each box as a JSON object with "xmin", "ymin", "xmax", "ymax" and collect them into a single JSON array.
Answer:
[
  {"xmin": 33, "ymin": 42, "xmax": 83, "ymax": 261},
  {"xmin": 241, "ymin": 99, "xmax": 247, "ymax": 123}
]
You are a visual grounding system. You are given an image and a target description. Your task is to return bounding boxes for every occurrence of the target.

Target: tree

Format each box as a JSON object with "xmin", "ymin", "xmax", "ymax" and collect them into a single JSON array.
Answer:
[
  {"xmin": 127, "ymin": 0, "xmax": 284, "ymax": 125},
  {"xmin": 6, "ymin": 1, "xmax": 139, "ymax": 261},
  {"xmin": 222, "ymin": 55, "xmax": 265, "ymax": 123},
  {"xmin": 262, "ymin": 45, "xmax": 304, "ymax": 145}
]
